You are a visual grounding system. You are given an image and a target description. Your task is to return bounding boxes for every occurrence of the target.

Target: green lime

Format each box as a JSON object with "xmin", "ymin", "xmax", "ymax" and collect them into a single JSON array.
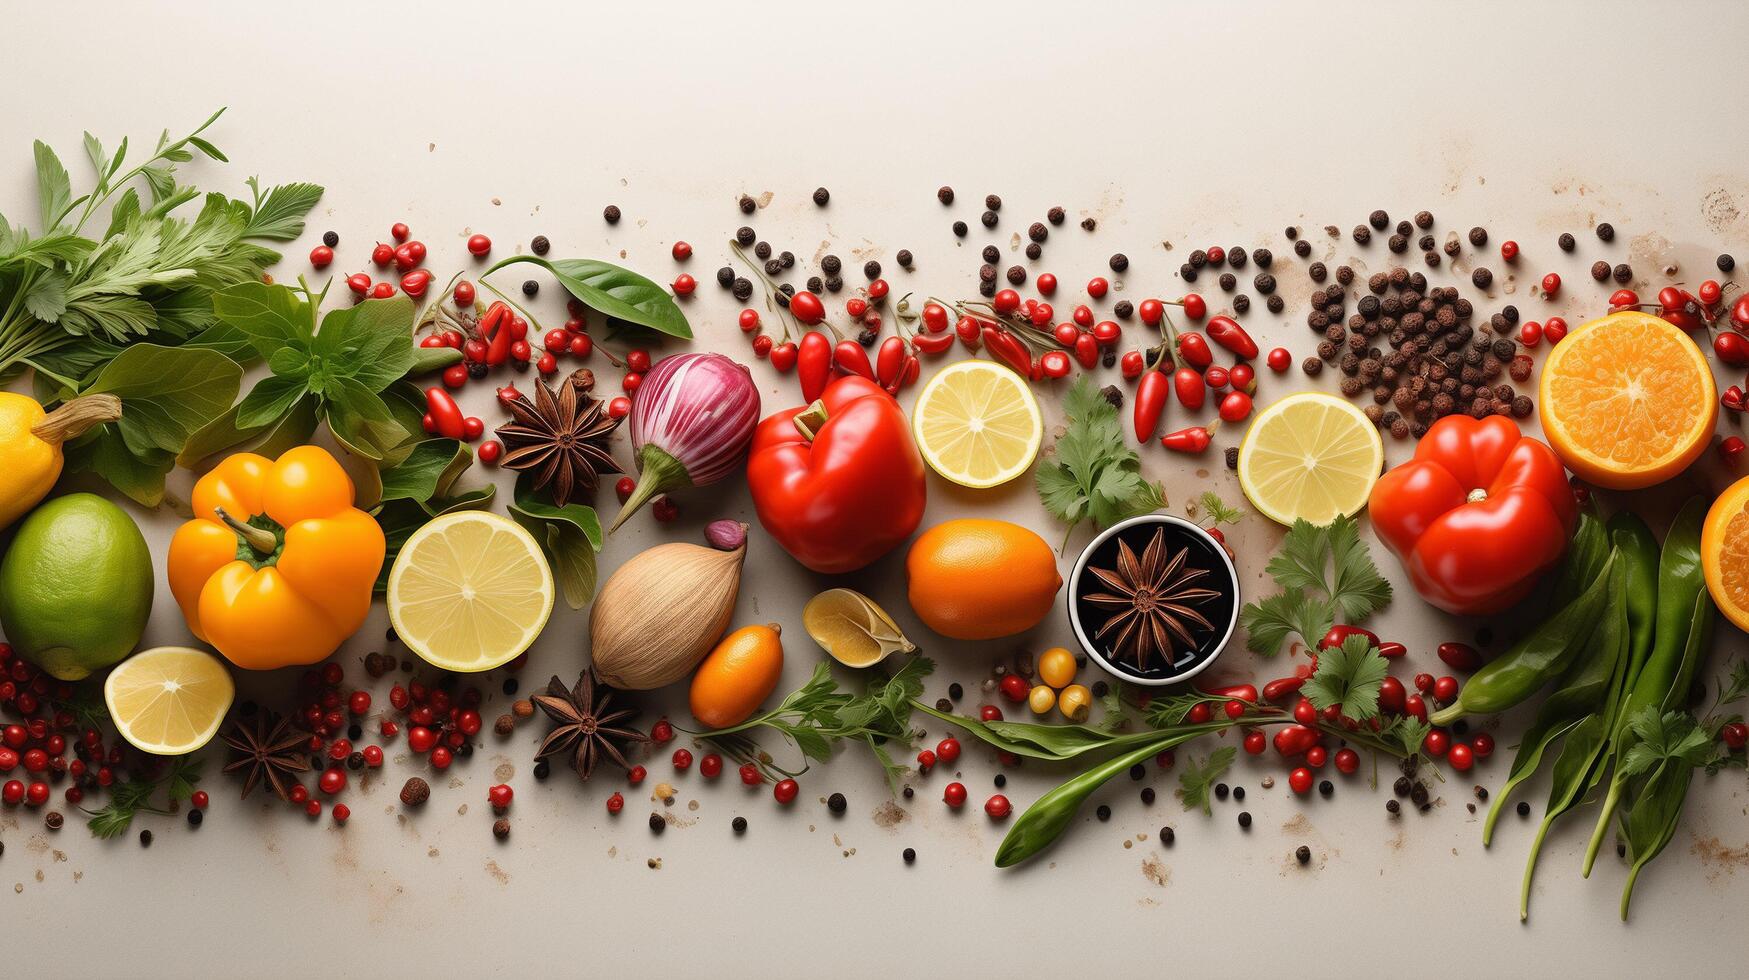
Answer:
[{"xmin": 0, "ymin": 493, "xmax": 153, "ymax": 680}]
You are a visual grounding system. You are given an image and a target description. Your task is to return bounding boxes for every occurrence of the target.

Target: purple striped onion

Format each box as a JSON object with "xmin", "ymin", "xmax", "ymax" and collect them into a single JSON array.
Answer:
[{"xmin": 609, "ymin": 352, "xmax": 760, "ymax": 532}]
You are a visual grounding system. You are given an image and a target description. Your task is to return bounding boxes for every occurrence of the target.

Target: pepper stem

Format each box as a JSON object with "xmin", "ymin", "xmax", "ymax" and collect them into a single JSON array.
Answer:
[
  {"xmin": 29, "ymin": 393, "xmax": 122, "ymax": 446},
  {"xmin": 607, "ymin": 444, "xmax": 692, "ymax": 533},
  {"xmin": 792, "ymin": 400, "xmax": 829, "ymax": 441},
  {"xmin": 215, "ymin": 506, "xmax": 279, "ymax": 556}
]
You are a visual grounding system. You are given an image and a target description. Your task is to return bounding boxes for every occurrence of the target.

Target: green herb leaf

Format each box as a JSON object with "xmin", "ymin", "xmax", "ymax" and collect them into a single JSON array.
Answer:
[
  {"xmin": 1035, "ymin": 378, "xmax": 1163, "ymax": 546},
  {"xmin": 483, "ymin": 255, "xmax": 692, "ymax": 339},
  {"xmin": 1302, "ymin": 635, "xmax": 1390, "ymax": 722},
  {"xmin": 1619, "ymin": 708, "xmax": 1713, "ymax": 778},
  {"xmin": 234, "ymin": 374, "xmax": 309, "ymax": 429},
  {"xmin": 81, "ymin": 343, "xmax": 242, "ymax": 457},
  {"xmin": 211, "ymin": 281, "xmax": 312, "ymax": 359},
  {"xmin": 1177, "ymin": 746, "xmax": 1236, "ymax": 815},
  {"xmin": 1239, "ymin": 591, "xmax": 1334, "ymax": 655},
  {"xmin": 379, "ymin": 439, "xmax": 473, "ymax": 504},
  {"xmin": 312, "ymin": 294, "xmax": 416, "ymax": 390},
  {"xmin": 240, "ymin": 178, "xmax": 323, "ymax": 241},
  {"xmin": 508, "ymin": 476, "xmax": 603, "ymax": 609},
  {"xmin": 84, "ymin": 759, "xmax": 201, "ymax": 839},
  {"xmin": 1326, "ymin": 516, "xmax": 1393, "ymax": 621},
  {"xmin": 1240, "ymin": 515, "xmax": 1389, "ymax": 653},
  {"xmin": 1199, "ymin": 491, "xmax": 1243, "ymax": 526},
  {"xmin": 34, "ymin": 139, "xmax": 72, "ymax": 228}
]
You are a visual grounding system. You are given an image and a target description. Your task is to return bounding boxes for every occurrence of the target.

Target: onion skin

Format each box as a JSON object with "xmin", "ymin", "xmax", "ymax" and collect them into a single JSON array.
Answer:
[
  {"xmin": 590, "ymin": 539, "xmax": 747, "ymax": 690},
  {"xmin": 611, "ymin": 353, "xmax": 760, "ymax": 532}
]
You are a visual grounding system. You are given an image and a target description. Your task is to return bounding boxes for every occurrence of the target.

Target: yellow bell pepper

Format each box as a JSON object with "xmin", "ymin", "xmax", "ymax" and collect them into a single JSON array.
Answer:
[
  {"xmin": 0, "ymin": 392, "xmax": 121, "ymax": 530},
  {"xmin": 168, "ymin": 446, "xmax": 385, "ymax": 670}
]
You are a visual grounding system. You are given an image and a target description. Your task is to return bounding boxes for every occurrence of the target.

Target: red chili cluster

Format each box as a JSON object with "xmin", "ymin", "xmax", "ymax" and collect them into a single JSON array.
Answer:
[
  {"xmin": 1125, "ymin": 298, "xmax": 1271, "ymax": 452},
  {"xmin": 743, "ymin": 279, "xmax": 922, "ymax": 401},
  {"xmin": 0, "ymin": 643, "xmax": 125, "ymax": 812}
]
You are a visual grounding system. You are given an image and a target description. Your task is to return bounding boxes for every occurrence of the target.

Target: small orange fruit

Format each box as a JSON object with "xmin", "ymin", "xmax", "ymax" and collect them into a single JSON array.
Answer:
[
  {"xmin": 1538, "ymin": 310, "xmax": 1715, "ymax": 490},
  {"xmin": 906, "ymin": 519, "xmax": 1061, "ymax": 640},
  {"xmin": 689, "ymin": 624, "xmax": 784, "ymax": 729},
  {"xmin": 1702, "ymin": 479, "xmax": 1749, "ymax": 633}
]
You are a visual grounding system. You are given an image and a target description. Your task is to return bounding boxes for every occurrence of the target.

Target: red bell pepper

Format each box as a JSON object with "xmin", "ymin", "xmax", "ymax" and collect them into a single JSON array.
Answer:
[
  {"xmin": 1368, "ymin": 414, "xmax": 1577, "ymax": 615},
  {"xmin": 746, "ymin": 376, "xmax": 927, "ymax": 574}
]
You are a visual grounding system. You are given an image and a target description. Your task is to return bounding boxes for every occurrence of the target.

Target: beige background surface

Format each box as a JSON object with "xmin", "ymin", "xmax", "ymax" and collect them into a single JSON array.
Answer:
[{"xmin": 4, "ymin": 0, "xmax": 1749, "ymax": 975}]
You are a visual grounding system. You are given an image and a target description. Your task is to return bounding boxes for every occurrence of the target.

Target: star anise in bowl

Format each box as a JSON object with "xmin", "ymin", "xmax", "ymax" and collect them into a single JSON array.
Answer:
[
  {"xmin": 495, "ymin": 379, "xmax": 622, "ymax": 507},
  {"xmin": 1082, "ymin": 525, "xmax": 1222, "ymax": 672}
]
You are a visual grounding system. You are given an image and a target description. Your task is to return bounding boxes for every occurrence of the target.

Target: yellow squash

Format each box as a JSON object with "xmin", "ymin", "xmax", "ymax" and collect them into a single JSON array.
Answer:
[{"xmin": 0, "ymin": 393, "xmax": 121, "ymax": 529}]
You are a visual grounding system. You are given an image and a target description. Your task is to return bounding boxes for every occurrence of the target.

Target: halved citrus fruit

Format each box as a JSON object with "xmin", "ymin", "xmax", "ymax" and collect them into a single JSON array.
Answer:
[
  {"xmin": 104, "ymin": 646, "xmax": 235, "ymax": 755},
  {"xmin": 911, "ymin": 360, "xmax": 1043, "ymax": 488},
  {"xmin": 387, "ymin": 511, "xmax": 553, "ymax": 672},
  {"xmin": 803, "ymin": 588, "xmax": 917, "ymax": 668},
  {"xmin": 1538, "ymin": 311, "xmax": 1715, "ymax": 490},
  {"xmin": 1702, "ymin": 477, "xmax": 1749, "ymax": 632},
  {"xmin": 1237, "ymin": 392, "xmax": 1383, "ymax": 526}
]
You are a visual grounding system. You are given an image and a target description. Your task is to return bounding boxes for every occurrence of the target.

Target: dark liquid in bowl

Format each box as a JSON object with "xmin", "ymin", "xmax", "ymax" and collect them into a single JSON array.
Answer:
[{"xmin": 1072, "ymin": 519, "xmax": 1238, "ymax": 683}]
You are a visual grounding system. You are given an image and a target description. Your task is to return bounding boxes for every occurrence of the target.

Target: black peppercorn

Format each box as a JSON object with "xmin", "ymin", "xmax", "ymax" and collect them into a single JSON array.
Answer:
[
  {"xmin": 733, "ymin": 816, "xmax": 748, "ymax": 833},
  {"xmin": 521, "ymin": 280, "xmax": 538, "ymax": 297},
  {"xmin": 937, "ymin": 186, "xmax": 954, "ymax": 205},
  {"xmin": 828, "ymin": 792, "xmax": 847, "ymax": 814},
  {"xmin": 780, "ymin": 250, "xmax": 795, "ymax": 268},
  {"xmin": 1517, "ymin": 800, "xmax": 1532, "ymax": 817},
  {"xmin": 139, "ymin": 829, "xmax": 153, "ymax": 848},
  {"xmin": 952, "ymin": 221, "xmax": 967, "ymax": 237},
  {"xmin": 531, "ymin": 234, "xmax": 550, "ymax": 256},
  {"xmin": 533, "ymin": 759, "xmax": 550, "ymax": 780},
  {"xmin": 1591, "ymin": 260, "xmax": 1610, "ymax": 281},
  {"xmin": 1353, "ymin": 226, "xmax": 1372, "ymax": 245},
  {"xmin": 1386, "ymin": 799, "xmax": 1401, "ymax": 815},
  {"xmin": 1025, "ymin": 243, "xmax": 1042, "ymax": 260},
  {"xmin": 1596, "ymin": 222, "xmax": 1615, "ymax": 242},
  {"xmin": 1309, "ymin": 261, "xmax": 1327, "ymax": 282},
  {"xmin": 1233, "ymin": 294, "xmax": 1251, "ymax": 314},
  {"xmin": 321, "ymin": 230, "xmax": 339, "ymax": 248},
  {"xmin": 1081, "ymin": 217, "xmax": 1097, "ymax": 231},
  {"xmin": 821, "ymin": 254, "xmax": 842, "ymax": 276},
  {"xmin": 1720, "ymin": 254, "xmax": 1736, "ymax": 273},
  {"xmin": 1129, "ymin": 763, "xmax": 1146, "ymax": 781},
  {"xmin": 806, "ymin": 276, "xmax": 823, "ymax": 292},
  {"xmin": 1614, "ymin": 263, "xmax": 1633, "ymax": 284},
  {"xmin": 1319, "ymin": 780, "xmax": 1333, "ymax": 797},
  {"xmin": 1109, "ymin": 253, "xmax": 1129, "ymax": 272},
  {"xmin": 980, "ymin": 245, "xmax": 1000, "ymax": 263},
  {"xmin": 603, "ymin": 205, "xmax": 621, "ymax": 224},
  {"xmin": 1180, "ymin": 263, "xmax": 1197, "ymax": 281},
  {"xmin": 1214, "ymin": 783, "xmax": 1229, "ymax": 800},
  {"xmin": 649, "ymin": 813, "xmax": 666, "ymax": 834},
  {"xmin": 1295, "ymin": 845, "xmax": 1311, "ymax": 865},
  {"xmin": 812, "ymin": 187, "xmax": 829, "ymax": 206},
  {"xmin": 1237, "ymin": 812, "xmax": 1252, "ymax": 829},
  {"xmin": 864, "ymin": 260, "xmax": 882, "ymax": 279},
  {"xmin": 1189, "ymin": 249, "xmax": 1209, "ymax": 268},
  {"xmin": 763, "ymin": 258, "xmax": 782, "ymax": 276},
  {"xmin": 736, "ymin": 226, "xmax": 756, "ymax": 246},
  {"xmin": 1113, "ymin": 300, "xmax": 1134, "ymax": 319},
  {"xmin": 1410, "ymin": 783, "xmax": 1430, "ymax": 807},
  {"xmin": 738, "ymin": 194, "xmax": 756, "ymax": 214},
  {"xmin": 753, "ymin": 241, "xmax": 771, "ymax": 260},
  {"xmin": 981, "ymin": 210, "xmax": 998, "ymax": 228},
  {"xmin": 732, "ymin": 278, "xmax": 753, "ymax": 301},
  {"xmin": 1219, "ymin": 272, "xmax": 1236, "ymax": 292},
  {"xmin": 187, "ymin": 808, "xmax": 202, "ymax": 828},
  {"xmin": 1285, "ymin": 225, "xmax": 1299, "ymax": 239},
  {"xmin": 1294, "ymin": 239, "xmax": 1312, "ymax": 257},
  {"xmin": 715, "ymin": 266, "xmax": 735, "ymax": 288},
  {"xmin": 995, "ymin": 774, "xmax": 1007, "ymax": 788},
  {"xmin": 984, "ymin": 194, "xmax": 1001, "ymax": 211},
  {"xmin": 1160, "ymin": 826, "xmax": 1175, "ymax": 846},
  {"xmin": 902, "ymin": 847, "xmax": 916, "ymax": 863},
  {"xmin": 896, "ymin": 249, "xmax": 913, "ymax": 268},
  {"xmin": 1267, "ymin": 295, "xmax": 1284, "ymax": 313},
  {"xmin": 1096, "ymin": 805, "xmax": 1111, "ymax": 822},
  {"xmin": 1468, "ymin": 227, "xmax": 1487, "ymax": 247},
  {"xmin": 1389, "ymin": 234, "xmax": 1408, "ymax": 253},
  {"xmin": 1254, "ymin": 273, "xmax": 1277, "ymax": 295},
  {"xmin": 1141, "ymin": 787, "xmax": 1156, "ymax": 805},
  {"xmin": 1558, "ymin": 232, "xmax": 1576, "ymax": 252},
  {"xmin": 1233, "ymin": 786, "xmax": 1245, "ymax": 802}
]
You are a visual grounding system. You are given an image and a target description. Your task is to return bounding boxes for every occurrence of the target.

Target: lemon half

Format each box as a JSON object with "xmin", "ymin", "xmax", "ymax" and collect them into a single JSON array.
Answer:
[
  {"xmin": 104, "ymin": 646, "xmax": 235, "ymax": 755},
  {"xmin": 1237, "ymin": 392, "xmax": 1383, "ymax": 526},
  {"xmin": 911, "ymin": 360, "xmax": 1043, "ymax": 488},
  {"xmin": 387, "ymin": 511, "xmax": 553, "ymax": 672}
]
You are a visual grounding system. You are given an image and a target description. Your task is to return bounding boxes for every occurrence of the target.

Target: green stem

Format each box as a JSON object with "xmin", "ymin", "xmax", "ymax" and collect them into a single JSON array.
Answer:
[
  {"xmin": 607, "ymin": 444, "xmax": 691, "ymax": 533},
  {"xmin": 1581, "ymin": 779, "xmax": 1623, "ymax": 878},
  {"xmin": 1520, "ymin": 815, "xmax": 1556, "ymax": 922}
]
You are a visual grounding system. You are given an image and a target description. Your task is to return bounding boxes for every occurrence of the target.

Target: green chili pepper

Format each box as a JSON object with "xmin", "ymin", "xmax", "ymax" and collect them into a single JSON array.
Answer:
[
  {"xmin": 1517, "ymin": 564, "xmax": 1630, "ymax": 921},
  {"xmin": 1430, "ymin": 549, "xmax": 1617, "ymax": 726},
  {"xmin": 1581, "ymin": 498, "xmax": 1712, "ymax": 876},
  {"xmin": 1552, "ymin": 508, "xmax": 1612, "ymax": 609},
  {"xmin": 995, "ymin": 733, "xmax": 1197, "ymax": 868}
]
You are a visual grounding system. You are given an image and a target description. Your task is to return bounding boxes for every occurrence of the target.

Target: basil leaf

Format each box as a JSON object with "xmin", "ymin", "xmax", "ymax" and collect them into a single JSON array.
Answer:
[
  {"xmin": 313, "ymin": 295, "xmax": 415, "ymax": 390},
  {"xmin": 234, "ymin": 374, "xmax": 309, "ymax": 429},
  {"xmin": 323, "ymin": 378, "xmax": 409, "ymax": 461},
  {"xmin": 408, "ymin": 344, "xmax": 462, "ymax": 377},
  {"xmin": 267, "ymin": 346, "xmax": 311, "ymax": 378},
  {"xmin": 379, "ymin": 439, "xmax": 473, "ymax": 504},
  {"xmin": 82, "ymin": 343, "xmax": 241, "ymax": 457},
  {"xmin": 246, "ymin": 395, "xmax": 320, "ymax": 461},
  {"xmin": 183, "ymin": 319, "xmax": 259, "ymax": 362},
  {"xmin": 483, "ymin": 256, "xmax": 692, "ymax": 339},
  {"xmin": 63, "ymin": 437, "xmax": 174, "ymax": 508},
  {"xmin": 211, "ymin": 281, "xmax": 312, "ymax": 358},
  {"xmin": 508, "ymin": 476, "xmax": 602, "ymax": 609}
]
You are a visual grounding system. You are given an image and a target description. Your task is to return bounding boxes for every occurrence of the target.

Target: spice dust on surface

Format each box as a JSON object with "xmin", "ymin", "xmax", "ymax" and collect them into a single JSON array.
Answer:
[
  {"xmin": 1690, "ymin": 834, "xmax": 1749, "ymax": 883},
  {"xmin": 1140, "ymin": 855, "xmax": 1170, "ymax": 888},
  {"xmin": 484, "ymin": 860, "xmax": 509, "ymax": 885}
]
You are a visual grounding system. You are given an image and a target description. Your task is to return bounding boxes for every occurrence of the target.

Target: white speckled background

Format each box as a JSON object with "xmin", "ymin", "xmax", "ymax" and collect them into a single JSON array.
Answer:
[{"xmin": 5, "ymin": 0, "xmax": 1748, "ymax": 975}]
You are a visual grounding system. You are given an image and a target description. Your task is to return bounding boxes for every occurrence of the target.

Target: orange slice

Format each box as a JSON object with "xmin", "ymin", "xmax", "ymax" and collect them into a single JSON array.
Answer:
[
  {"xmin": 1538, "ymin": 311, "xmax": 1715, "ymax": 490},
  {"xmin": 1703, "ymin": 477, "xmax": 1749, "ymax": 633}
]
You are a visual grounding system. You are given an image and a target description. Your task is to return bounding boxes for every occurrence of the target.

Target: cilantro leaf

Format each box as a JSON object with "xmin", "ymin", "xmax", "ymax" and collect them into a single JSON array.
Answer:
[
  {"xmin": 1199, "ymin": 491, "xmax": 1243, "ymax": 526},
  {"xmin": 1035, "ymin": 378, "xmax": 1163, "ymax": 547},
  {"xmin": 1302, "ymin": 635, "xmax": 1390, "ymax": 722},
  {"xmin": 1619, "ymin": 708, "xmax": 1714, "ymax": 777},
  {"xmin": 1325, "ymin": 515, "xmax": 1393, "ymax": 621},
  {"xmin": 1240, "ymin": 591, "xmax": 1334, "ymax": 655},
  {"xmin": 1177, "ymin": 746, "xmax": 1236, "ymax": 815}
]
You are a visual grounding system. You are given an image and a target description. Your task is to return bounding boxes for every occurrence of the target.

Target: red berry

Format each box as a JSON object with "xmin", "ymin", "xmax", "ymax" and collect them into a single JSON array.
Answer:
[
  {"xmin": 671, "ymin": 749, "xmax": 693, "ymax": 771},
  {"xmin": 1293, "ymin": 699, "xmax": 1318, "ymax": 726},
  {"xmin": 607, "ymin": 396, "xmax": 631, "ymax": 419},
  {"xmin": 1155, "ymin": 750, "xmax": 1175, "ymax": 769},
  {"xmin": 1229, "ymin": 363, "xmax": 1255, "ymax": 392},
  {"xmin": 999, "ymin": 674, "xmax": 1029, "ymax": 703},
  {"xmin": 309, "ymin": 245, "xmax": 333, "ymax": 268},
  {"xmin": 391, "ymin": 222, "xmax": 410, "ymax": 242},
  {"xmin": 478, "ymin": 439, "xmax": 502, "ymax": 465},
  {"xmin": 1543, "ymin": 316, "xmax": 1568, "ymax": 345},
  {"xmin": 1519, "ymin": 321, "xmax": 1542, "ymax": 347},
  {"xmin": 622, "ymin": 372, "xmax": 642, "ymax": 393},
  {"xmin": 1267, "ymin": 347, "xmax": 1291, "ymax": 372},
  {"xmin": 1540, "ymin": 272, "xmax": 1561, "ymax": 296},
  {"xmin": 430, "ymin": 746, "xmax": 452, "ymax": 770},
  {"xmin": 984, "ymin": 795, "xmax": 1012, "ymax": 820},
  {"xmin": 371, "ymin": 243, "xmax": 394, "ymax": 268},
  {"xmin": 1139, "ymin": 298, "xmax": 1164, "ymax": 325},
  {"xmin": 363, "ymin": 745, "xmax": 384, "ymax": 768},
  {"xmin": 740, "ymin": 764, "xmax": 762, "ymax": 786},
  {"xmin": 453, "ymin": 281, "xmax": 476, "ymax": 307},
  {"xmin": 318, "ymin": 768, "xmax": 347, "ymax": 795},
  {"xmin": 1224, "ymin": 699, "xmax": 1246, "ymax": 719},
  {"xmin": 1448, "ymin": 743, "xmax": 1475, "ymax": 771},
  {"xmin": 1432, "ymin": 676, "xmax": 1460, "ymax": 703},
  {"xmin": 671, "ymin": 241, "xmax": 692, "ymax": 261},
  {"xmin": 790, "ymin": 291, "xmax": 826, "ymax": 325},
  {"xmin": 0, "ymin": 780, "xmax": 21, "ymax": 805},
  {"xmin": 943, "ymin": 782, "xmax": 967, "ymax": 808},
  {"xmin": 569, "ymin": 334, "xmax": 593, "ymax": 358},
  {"xmin": 488, "ymin": 784, "xmax": 514, "ymax": 810},
  {"xmin": 462, "ymin": 233, "xmax": 489, "ymax": 256},
  {"xmin": 700, "ymin": 754, "xmax": 723, "ymax": 778},
  {"xmin": 672, "ymin": 273, "xmax": 697, "ymax": 296},
  {"xmin": 407, "ymin": 726, "xmax": 435, "ymax": 754},
  {"xmin": 915, "ymin": 749, "xmax": 937, "ymax": 772},
  {"xmin": 1121, "ymin": 350, "xmax": 1145, "ymax": 379},
  {"xmin": 1180, "ymin": 294, "xmax": 1207, "ymax": 320},
  {"xmin": 1470, "ymin": 733, "xmax": 1495, "ymax": 759},
  {"xmin": 537, "ymin": 352, "xmax": 558, "ymax": 375},
  {"xmin": 1305, "ymin": 746, "xmax": 1328, "ymax": 769},
  {"xmin": 1413, "ymin": 672, "xmax": 1435, "ymax": 694},
  {"xmin": 773, "ymin": 778, "xmax": 799, "ymax": 804},
  {"xmin": 1036, "ymin": 273, "xmax": 1058, "ymax": 296},
  {"xmin": 993, "ymin": 289, "xmax": 1021, "ymax": 315},
  {"xmin": 979, "ymin": 704, "xmax": 1004, "ymax": 723},
  {"xmin": 1404, "ymin": 694, "xmax": 1428, "ymax": 721},
  {"xmin": 1243, "ymin": 731, "xmax": 1266, "ymax": 754},
  {"xmin": 606, "ymin": 792, "xmax": 625, "ymax": 813},
  {"xmin": 1289, "ymin": 768, "xmax": 1314, "ymax": 794},
  {"xmin": 1086, "ymin": 277, "xmax": 1110, "ymax": 299},
  {"xmin": 332, "ymin": 803, "xmax": 351, "ymax": 824},
  {"xmin": 936, "ymin": 738, "xmax": 961, "ymax": 764},
  {"xmin": 739, "ymin": 309, "xmax": 761, "ymax": 332},
  {"xmin": 921, "ymin": 302, "xmax": 949, "ymax": 333},
  {"xmin": 346, "ymin": 273, "xmax": 372, "ymax": 295},
  {"xmin": 867, "ymin": 279, "xmax": 889, "ymax": 300},
  {"xmin": 1722, "ymin": 723, "xmax": 1748, "ymax": 750},
  {"xmin": 615, "ymin": 477, "xmax": 636, "ymax": 503},
  {"xmin": 1334, "ymin": 748, "xmax": 1360, "ymax": 774},
  {"xmin": 1423, "ymin": 729, "xmax": 1451, "ymax": 757},
  {"xmin": 1500, "ymin": 240, "xmax": 1519, "ymax": 262},
  {"xmin": 627, "ymin": 765, "xmax": 647, "ymax": 785},
  {"xmin": 651, "ymin": 496, "xmax": 680, "ymax": 522}
]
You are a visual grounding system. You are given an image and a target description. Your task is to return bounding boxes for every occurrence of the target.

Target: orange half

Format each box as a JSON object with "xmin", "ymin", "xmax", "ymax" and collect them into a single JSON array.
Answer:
[
  {"xmin": 1703, "ymin": 477, "xmax": 1749, "ymax": 633},
  {"xmin": 1538, "ymin": 311, "xmax": 1715, "ymax": 490}
]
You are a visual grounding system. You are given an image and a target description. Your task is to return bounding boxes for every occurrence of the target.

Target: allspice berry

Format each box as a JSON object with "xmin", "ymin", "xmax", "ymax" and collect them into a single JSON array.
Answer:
[
  {"xmin": 494, "ymin": 714, "xmax": 515, "ymax": 736},
  {"xmin": 512, "ymin": 699, "xmax": 535, "ymax": 718},
  {"xmin": 400, "ymin": 777, "xmax": 431, "ymax": 807},
  {"xmin": 493, "ymin": 818, "xmax": 511, "ymax": 841}
]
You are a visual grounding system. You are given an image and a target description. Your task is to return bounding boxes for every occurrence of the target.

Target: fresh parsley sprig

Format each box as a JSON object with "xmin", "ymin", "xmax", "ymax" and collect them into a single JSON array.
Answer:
[
  {"xmin": 1239, "ymin": 515, "xmax": 1391, "ymax": 655},
  {"xmin": 84, "ymin": 759, "xmax": 202, "ymax": 840},
  {"xmin": 1036, "ymin": 377, "xmax": 1164, "ymax": 551},
  {"xmin": 1177, "ymin": 747, "xmax": 1236, "ymax": 814},
  {"xmin": 1301, "ymin": 635, "xmax": 1391, "ymax": 723}
]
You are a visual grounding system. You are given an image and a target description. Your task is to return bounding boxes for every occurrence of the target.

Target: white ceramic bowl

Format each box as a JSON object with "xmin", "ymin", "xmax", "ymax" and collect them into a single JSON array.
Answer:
[{"xmin": 1066, "ymin": 513, "xmax": 1241, "ymax": 687}]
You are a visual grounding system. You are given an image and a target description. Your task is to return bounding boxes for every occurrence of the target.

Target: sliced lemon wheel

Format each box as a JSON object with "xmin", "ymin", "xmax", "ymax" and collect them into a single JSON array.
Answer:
[
  {"xmin": 1237, "ymin": 392, "xmax": 1383, "ymax": 526},
  {"xmin": 387, "ymin": 511, "xmax": 553, "ymax": 672},
  {"xmin": 911, "ymin": 359, "xmax": 1043, "ymax": 488},
  {"xmin": 803, "ymin": 588, "xmax": 917, "ymax": 668},
  {"xmin": 104, "ymin": 646, "xmax": 235, "ymax": 755}
]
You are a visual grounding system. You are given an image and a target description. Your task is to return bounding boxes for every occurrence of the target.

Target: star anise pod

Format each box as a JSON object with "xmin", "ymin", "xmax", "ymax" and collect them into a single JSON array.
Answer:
[
  {"xmin": 495, "ymin": 379, "xmax": 621, "ymax": 507},
  {"xmin": 1084, "ymin": 527, "xmax": 1221, "ymax": 671},
  {"xmin": 220, "ymin": 711, "xmax": 310, "ymax": 801},
  {"xmin": 532, "ymin": 670, "xmax": 647, "ymax": 781}
]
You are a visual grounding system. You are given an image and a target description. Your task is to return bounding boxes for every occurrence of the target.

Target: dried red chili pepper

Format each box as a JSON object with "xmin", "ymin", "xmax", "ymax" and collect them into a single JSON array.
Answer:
[
  {"xmin": 423, "ymin": 388, "xmax": 466, "ymax": 439},
  {"xmin": 1319, "ymin": 625, "xmax": 1378, "ymax": 650},
  {"xmin": 1272, "ymin": 725, "xmax": 1321, "ymax": 757},
  {"xmin": 477, "ymin": 302, "xmax": 511, "ymax": 366},
  {"xmin": 1437, "ymin": 642, "xmax": 1482, "ymax": 672},
  {"xmin": 1261, "ymin": 676, "xmax": 1305, "ymax": 703},
  {"xmin": 1206, "ymin": 315, "xmax": 1258, "ymax": 360},
  {"xmin": 1134, "ymin": 370, "xmax": 1169, "ymax": 442},
  {"xmin": 1160, "ymin": 425, "xmax": 1214, "ymax": 453},
  {"xmin": 911, "ymin": 331, "xmax": 955, "ymax": 355}
]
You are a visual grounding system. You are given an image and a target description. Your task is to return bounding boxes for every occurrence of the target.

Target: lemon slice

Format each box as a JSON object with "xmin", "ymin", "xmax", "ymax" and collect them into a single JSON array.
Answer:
[
  {"xmin": 104, "ymin": 646, "xmax": 235, "ymax": 755},
  {"xmin": 911, "ymin": 360, "xmax": 1043, "ymax": 488},
  {"xmin": 1237, "ymin": 392, "xmax": 1383, "ymax": 526},
  {"xmin": 803, "ymin": 588, "xmax": 917, "ymax": 668},
  {"xmin": 387, "ymin": 512, "xmax": 553, "ymax": 672}
]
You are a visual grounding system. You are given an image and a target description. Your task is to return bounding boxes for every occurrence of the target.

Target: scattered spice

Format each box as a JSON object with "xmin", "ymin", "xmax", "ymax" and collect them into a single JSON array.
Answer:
[
  {"xmin": 732, "ymin": 816, "xmax": 748, "ymax": 834},
  {"xmin": 222, "ymin": 711, "xmax": 311, "ymax": 801},
  {"xmin": 400, "ymin": 777, "xmax": 430, "ymax": 807},
  {"xmin": 1596, "ymin": 222, "xmax": 1614, "ymax": 241},
  {"xmin": 532, "ymin": 670, "xmax": 648, "ymax": 781},
  {"xmin": 495, "ymin": 380, "xmax": 622, "ymax": 508},
  {"xmin": 812, "ymin": 187, "xmax": 830, "ymax": 206},
  {"xmin": 493, "ymin": 818, "xmax": 510, "ymax": 840},
  {"xmin": 603, "ymin": 204, "xmax": 621, "ymax": 224},
  {"xmin": 531, "ymin": 234, "xmax": 550, "ymax": 256}
]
